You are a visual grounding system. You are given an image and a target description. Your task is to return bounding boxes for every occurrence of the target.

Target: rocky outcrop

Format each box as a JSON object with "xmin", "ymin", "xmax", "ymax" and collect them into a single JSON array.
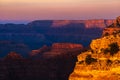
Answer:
[
  {"xmin": 69, "ymin": 16, "xmax": 120, "ymax": 80},
  {"xmin": 102, "ymin": 28, "xmax": 120, "ymax": 36},
  {"xmin": 90, "ymin": 34, "xmax": 120, "ymax": 53},
  {"xmin": 108, "ymin": 16, "xmax": 120, "ymax": 27},
  {"xmin": 102, "ymin": 16, "xmax": 120, "ymax": 36}
]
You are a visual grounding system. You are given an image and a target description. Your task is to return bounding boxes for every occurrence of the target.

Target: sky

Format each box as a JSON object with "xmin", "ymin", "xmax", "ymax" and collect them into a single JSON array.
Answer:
[{"xmin": 0, "ymin": 0, "xmax": 120, "ymax": 23}]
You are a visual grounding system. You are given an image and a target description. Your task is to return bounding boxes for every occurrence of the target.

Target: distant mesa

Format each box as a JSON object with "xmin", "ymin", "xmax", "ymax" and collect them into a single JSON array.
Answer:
[{"xmin": 27, "ymin": 19, "xmax": 114, "ymax": 29}]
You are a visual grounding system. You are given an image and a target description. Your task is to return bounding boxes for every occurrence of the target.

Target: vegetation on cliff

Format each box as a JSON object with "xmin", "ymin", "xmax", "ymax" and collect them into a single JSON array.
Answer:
[{"xmin": 69, "ymin": 16, "xmax": 120, "ymax": 80}]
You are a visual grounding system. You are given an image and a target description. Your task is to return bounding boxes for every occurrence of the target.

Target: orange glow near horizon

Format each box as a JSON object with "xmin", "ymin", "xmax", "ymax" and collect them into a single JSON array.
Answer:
[{"xmin": 0, "ymin": 0, "xmax": 120, "ymax": 21}]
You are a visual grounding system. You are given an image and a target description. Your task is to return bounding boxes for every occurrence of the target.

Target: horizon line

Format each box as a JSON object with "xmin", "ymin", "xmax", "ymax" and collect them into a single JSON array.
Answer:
[{"xmin": 0, "ymin": 18, "xmax": 115, "ymax": 24}]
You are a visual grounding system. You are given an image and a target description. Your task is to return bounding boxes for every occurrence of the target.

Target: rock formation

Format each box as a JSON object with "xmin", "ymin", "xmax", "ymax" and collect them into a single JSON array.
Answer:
[
  {"xmin": 108, "ymin": 16, "xmax": 120, "ymax": 27},
  {"xmin": 69, "ymin": 16, "xmax": 120, "ymax": 80},
  {"xmin": 30, "ymin": 45, "xmax": 50, "ymax": 56},
  {"xmin": 4, "ymin": 52, "xmax": 23, "ymax": 60},
  {"xmin": 52, "ymin": 20, "xmax": 114, "ymax": 28},
  {"xmin": 90, "ymin": 34, "xmax": 120, "ymax": 54},
  {"xmin": 43, "ymin": 43, "xmax": 83, "ymax": 58},
  {"xmin": 102, "ymin": 16, "xmax": 120, "ymax": 36},
  {"xmin": 30, "ymin": 43, "xmax": 83, "ymax": 58}
]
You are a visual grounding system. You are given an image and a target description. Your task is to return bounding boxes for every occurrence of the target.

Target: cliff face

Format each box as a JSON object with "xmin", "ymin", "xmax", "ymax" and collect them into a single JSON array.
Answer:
[
  {"xmin": 69, "ymin": 16, "xmax": 120, "ymax": 80},
  {"xmin": 52, "ymin": 20, "xmax": 114, "ymax": 28}
]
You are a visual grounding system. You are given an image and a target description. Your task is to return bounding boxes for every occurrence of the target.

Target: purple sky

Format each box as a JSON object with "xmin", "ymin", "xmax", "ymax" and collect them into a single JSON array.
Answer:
[{"xmin": 0, "ymin": 0, "xmax": 120, "ymax": 23}]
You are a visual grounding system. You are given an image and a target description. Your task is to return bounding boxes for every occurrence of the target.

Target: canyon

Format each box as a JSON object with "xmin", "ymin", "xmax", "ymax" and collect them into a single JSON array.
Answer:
[
  {"xmin": 0, "ymin": 18, "xmax": 116, "ymax": 80},
  {"xmin": 0, "ymin": 19, "xmax": 114, "ymax": 57}
]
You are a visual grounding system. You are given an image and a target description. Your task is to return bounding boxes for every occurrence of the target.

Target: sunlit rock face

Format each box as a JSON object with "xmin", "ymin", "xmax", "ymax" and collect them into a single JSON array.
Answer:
[
  {"xmin": 102, "ymin": 16, "xmax": 120, "ymax": 36},
  {"xmin": 90, "ymin": 34, "xmax": 120, "ymax": 53},
  {"xmin": 69, "ymin": 16, "xmax": 120, "ymax": 80},
  {"xmin": 52, "ymin": 20, "xmax": 114, "ymax": 28},
  {"xmin": 102, "ymin": 28, "xmax": 120, "ymax": 36}
]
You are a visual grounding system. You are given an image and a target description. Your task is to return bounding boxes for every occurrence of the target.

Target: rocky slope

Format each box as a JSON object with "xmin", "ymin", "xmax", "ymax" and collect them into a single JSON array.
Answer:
[{"xmin": 69, "ymin": 16, "xmax": 120, "ymax": 80}]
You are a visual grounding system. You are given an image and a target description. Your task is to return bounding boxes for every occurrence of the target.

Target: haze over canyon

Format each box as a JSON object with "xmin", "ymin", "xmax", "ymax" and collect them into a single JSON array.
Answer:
[{"xmin": 0, "ymin": 19, "xmax": 114, "ymax": 57}]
